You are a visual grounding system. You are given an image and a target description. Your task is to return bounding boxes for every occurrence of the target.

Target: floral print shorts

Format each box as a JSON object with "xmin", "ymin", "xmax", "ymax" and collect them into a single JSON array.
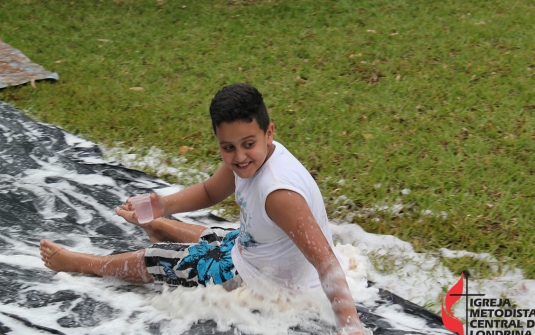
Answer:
[{"xmin": 144, "ymin": 227, "xmax": 239, "ymax": 287}]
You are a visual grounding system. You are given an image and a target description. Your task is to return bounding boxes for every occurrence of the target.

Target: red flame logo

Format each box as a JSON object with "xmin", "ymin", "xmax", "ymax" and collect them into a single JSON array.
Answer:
[{"xmin": 441, "ymin": 273, "xmax": 465, "ymax": 335}]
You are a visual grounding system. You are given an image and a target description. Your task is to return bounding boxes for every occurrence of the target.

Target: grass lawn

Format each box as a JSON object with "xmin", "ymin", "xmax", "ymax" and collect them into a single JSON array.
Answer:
[{"xmin": 1, "ymin": 0, "xmax": 534, "ymax": 279}]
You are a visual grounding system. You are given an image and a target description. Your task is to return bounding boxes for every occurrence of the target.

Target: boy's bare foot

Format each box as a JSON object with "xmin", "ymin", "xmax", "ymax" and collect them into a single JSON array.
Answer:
[{"xmin": 40, "ymin": 240, "xmax": 80, "ymax": 273}]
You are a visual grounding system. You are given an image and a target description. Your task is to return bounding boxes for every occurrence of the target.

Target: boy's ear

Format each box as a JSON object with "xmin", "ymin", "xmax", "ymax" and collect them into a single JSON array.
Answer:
[{"xmin": 266, "ymin": 123, "xmax": 275, "ymax": 141}]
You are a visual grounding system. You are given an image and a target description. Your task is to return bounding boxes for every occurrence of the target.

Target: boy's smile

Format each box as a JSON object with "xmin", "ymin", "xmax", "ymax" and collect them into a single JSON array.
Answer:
[{"xmin": 215, "ymin": 120, "xmax": 275, "ymax": 179}]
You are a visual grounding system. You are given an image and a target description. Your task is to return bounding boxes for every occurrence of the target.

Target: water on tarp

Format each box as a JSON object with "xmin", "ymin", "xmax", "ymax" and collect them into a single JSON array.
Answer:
[{"xmin": 1, "ymin": 101, "xmax": 533, "ymax": 335}]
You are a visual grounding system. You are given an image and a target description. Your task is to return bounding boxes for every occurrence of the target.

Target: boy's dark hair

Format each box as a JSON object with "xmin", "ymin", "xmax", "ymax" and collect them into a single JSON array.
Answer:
[{"xmin": 209, "ymin": 84, "xmax": 270, "ymax": 133}]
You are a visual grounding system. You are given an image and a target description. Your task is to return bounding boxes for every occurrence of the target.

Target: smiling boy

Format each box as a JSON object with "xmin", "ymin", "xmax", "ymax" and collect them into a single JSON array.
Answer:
[{"xmin": 40, "ymin": 84, "xmax": 365, "ymax": 334}]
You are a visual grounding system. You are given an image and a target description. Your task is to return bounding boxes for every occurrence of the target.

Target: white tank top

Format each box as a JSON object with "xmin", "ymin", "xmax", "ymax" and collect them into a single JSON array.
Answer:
[{"xmin": 230, "ymin": 141, "xmax": 346, "ymax": 290}]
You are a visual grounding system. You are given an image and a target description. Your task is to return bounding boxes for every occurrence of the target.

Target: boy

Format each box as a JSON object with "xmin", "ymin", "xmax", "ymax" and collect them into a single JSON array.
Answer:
[{"xmin": 40, "ymin": 84, "xmax": 364, "ymax": 334}]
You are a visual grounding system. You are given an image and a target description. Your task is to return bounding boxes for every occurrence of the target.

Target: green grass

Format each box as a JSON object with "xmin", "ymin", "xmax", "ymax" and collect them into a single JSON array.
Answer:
[{"xmin": 1, "ymin": 0, "xmax": 534, "ymax": 279}]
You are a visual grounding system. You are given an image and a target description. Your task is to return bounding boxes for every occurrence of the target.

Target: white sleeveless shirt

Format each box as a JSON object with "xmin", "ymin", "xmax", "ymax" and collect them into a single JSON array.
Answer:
[{"xmin": 230, "ymin": 141, "xmax": 346, "ymax": 290}]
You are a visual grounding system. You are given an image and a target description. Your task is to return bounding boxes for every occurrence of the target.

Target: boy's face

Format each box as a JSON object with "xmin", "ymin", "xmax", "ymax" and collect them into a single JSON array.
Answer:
[{"xmin": 215, "ymin": 119, "xmax": 275, "ymax": 179}]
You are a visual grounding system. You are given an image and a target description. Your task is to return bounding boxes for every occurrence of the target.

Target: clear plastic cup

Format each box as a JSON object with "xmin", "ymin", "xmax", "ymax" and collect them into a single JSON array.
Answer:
[{"xmin": 130, "ymin": 194, "xmax": 154, "ymax": 224}]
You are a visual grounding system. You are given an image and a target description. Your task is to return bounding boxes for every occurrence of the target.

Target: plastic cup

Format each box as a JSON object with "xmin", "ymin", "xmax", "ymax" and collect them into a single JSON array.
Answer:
[{"xmin": 130, "ymin": 194, "xmax": 154, "ymax": 224}]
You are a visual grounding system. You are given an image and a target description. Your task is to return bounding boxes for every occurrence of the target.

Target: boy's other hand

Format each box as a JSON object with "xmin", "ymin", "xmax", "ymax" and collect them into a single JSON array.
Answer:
[
  {"xmin": 115, "ymin": 203, "xmax": 141, "ymax": 225},
  {"xmin": 147, "ymin": 192, "xmax": 165, "ymax": 218},
  {"xmin": 115, "ymin": 193, "xmax": 165, "ymax": 224}
]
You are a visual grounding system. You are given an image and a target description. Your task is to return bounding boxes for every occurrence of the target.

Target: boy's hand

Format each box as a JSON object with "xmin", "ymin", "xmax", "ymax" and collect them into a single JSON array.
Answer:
[
  {"xmin": 146, "ymin": 192, "xmax": 165, "ymax": 218},
  {"xmin": 115, "ymin": 202, "xmax": 140, "ymax": 225},
  {"xmin": 115, "ymin": 193, "xmax": 165, "ymax": 224}
]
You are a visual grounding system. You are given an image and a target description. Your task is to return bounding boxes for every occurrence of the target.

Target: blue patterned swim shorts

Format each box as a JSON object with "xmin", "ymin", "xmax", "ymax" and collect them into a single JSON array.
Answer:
[{"xmin": 144, "ymin": 227, "xmax": 239, "ymax": 287}]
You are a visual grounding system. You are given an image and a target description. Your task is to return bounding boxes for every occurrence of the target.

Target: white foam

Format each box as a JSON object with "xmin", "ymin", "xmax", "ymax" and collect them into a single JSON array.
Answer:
[
  {"xmin": 0, "ymin": 254, "xmax": 45, "ymax": 268},
  {"xmin": 330, "ymin": 221, "xmax": 535, "ymax": 317},
  {"xmin": 62, "ymin": 131, "xmax": 99, "ymax": 149}
]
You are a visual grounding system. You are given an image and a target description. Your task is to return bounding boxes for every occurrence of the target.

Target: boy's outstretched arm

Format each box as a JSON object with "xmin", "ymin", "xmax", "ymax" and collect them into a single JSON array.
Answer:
[
  {"xmin": 159, "ymin": 163, "xmax": 236, "ymax": 216},
  {"xmin": 117, "ymin": 164, "xmax": 235, "ymax": 222},
  {"xmin": 266, "ymin": 190, "xmax": 365, "ymax": 335}
]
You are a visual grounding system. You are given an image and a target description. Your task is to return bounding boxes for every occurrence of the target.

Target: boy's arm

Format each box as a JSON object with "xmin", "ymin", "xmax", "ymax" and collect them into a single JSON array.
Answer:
[
  {"xmin": 117, "ymin": 164, "xmax": 235, "ymax": 223},
  {"xmin": 159, "ymin": 163, "xmax": 236, "ymax": 216},
  {"xmin": 265, "ymin": 190, "xmax": 365, "ymax": 335}
]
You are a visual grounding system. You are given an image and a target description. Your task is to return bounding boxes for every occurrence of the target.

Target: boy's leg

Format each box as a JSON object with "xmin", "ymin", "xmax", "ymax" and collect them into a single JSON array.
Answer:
[
  {"xmin": 145, "ymin": 228, "xmax": 240, "ymax": 287},
  {"xmin": 116, "ymin": 204, "xmax": 208, "ymax": 243},
  {"xmin": 40, "ymin": 240, "xmax": 153, "ymax": 283},
  {"xmin": 140, "ymin": 218, "xmax": 208, "ymax": 243},
  {"xmin": 40, "ymin": 228, "xmax": 241, "ymax": 288}
]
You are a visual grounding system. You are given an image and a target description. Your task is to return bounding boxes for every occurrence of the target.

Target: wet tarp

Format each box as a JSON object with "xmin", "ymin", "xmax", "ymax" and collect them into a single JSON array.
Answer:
[
  {"xmin": 0, "ymin": 40, "xmax": 59, "ymax": 89},
  {"xmin": 0, "ymin": 101, "xmax": 453, "ymax": 335}
]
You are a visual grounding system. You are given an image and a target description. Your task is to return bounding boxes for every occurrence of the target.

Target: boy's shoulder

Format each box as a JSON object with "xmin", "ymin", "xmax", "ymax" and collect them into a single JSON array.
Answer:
[
  {"xmin": 263, "ymin": 141, "xmax": 313, "ymax": 183},
  {"xmin": 268, "ymin": 141, "xmax": 299, "ymax": 167}
]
